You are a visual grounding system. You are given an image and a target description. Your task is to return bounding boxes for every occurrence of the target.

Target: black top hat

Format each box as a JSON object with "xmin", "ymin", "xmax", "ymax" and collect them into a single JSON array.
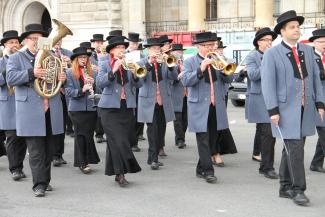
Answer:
[
  {"xmin": 106, "ymin": 36, "xmax": 129, "ymax": 53},
  {"xmin": 80, "ymin": 42, "xmax": 95, "ymax": 50},
  {"xmin": 1, "ymin": 30, "xmax": 21, "ymax": 46},
  {"xmin": 217, "ymin": 41, "xmax": 227, "ymax": 49},
  {"xmin": 274, "ymin": 10, "xmax": 304, "ymax": 34},
  {"xmin": 217, "ymin": 36, "xmax": 222, "ymax": 41},
  {"xmin": 106, "ymin": 30, "xmax": 126, "ymax": 41},
  {"xmin": 90, "ymin": 34, "xmax": 105, "ymax": 42},
  {"xmin": 171, "ymin": 43, "xmax": 185, "ymax": 51},
  {"xmin": 309, "ymin": 29, "xmax": 325, "ymax": 42},
  {"xmin": 71, "ymin": 46, "xmax": 92, "ymax": 61},
  {"xmin": 159, "ymin": 35, "xmax": 173, "ymax": 44},
  {"xmin": 128, "ymin": 32, "xmax": 142, "ymax": 42},
  {"xmin": 143, "ymin": 38, "xmax": 163, "ymax": 48},
  {"xmin": 210, "ymin": 33, "xmax": 219, "ymax": 41},
  {"xmin": 253, "ymin": 27, "xmax": 277, "ymax": 47},
  {"xmin": 20, "ymin": 23, "xmax": 48, "ymax": 40},
  {"xmin": 193, "ymin": 32, "xmax": 216, "ymax": 44}
]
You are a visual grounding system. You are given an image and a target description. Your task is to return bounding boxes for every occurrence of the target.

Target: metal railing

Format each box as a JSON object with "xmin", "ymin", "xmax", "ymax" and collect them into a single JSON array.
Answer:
[
  {"xmin": 205, "ymin": 16, "xmax": 255, "ymax": 31},
  {"xmin": 144, "ymin": 20, "xmax": 188, "ymax": 35},
  {"xmin": 274, "ymin": 12, "xmax": 325, "ymax": 26}
]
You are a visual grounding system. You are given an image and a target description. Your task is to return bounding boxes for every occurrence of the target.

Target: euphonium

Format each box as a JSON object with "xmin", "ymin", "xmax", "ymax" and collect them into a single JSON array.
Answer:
[
  {"xmin": 34, "ymin": 19, "xmax": 73, "ymax": 98},
  {"xmin": 205, "ymin": 52, "xmax": 236, "ymax": 76}
]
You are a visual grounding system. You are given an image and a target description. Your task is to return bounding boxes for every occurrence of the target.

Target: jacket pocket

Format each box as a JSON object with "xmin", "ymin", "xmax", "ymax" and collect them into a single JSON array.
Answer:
[{"xmin": 15, "ymin": 95, "xmax": 27, "ymax": 102}]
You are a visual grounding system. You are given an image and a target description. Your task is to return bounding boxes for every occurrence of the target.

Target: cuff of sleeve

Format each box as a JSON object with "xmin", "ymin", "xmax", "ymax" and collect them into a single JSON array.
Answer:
[
  {"xmin": 108, "ymin": 71, "xmax": 116, "ymax": 81},
  {"xmin": 197, "ymin": 68, "xmax": 204, "ymax": 80},
  {"xmin": 28, "ymin": 68, "xmax": 35, "ymax": 82},
  {"xmin": 268, "ymin": 107, "xmax": 280, "ymax": 117},
  {"xmin": 315, "ymin": 102, "xmax": 325, "ymax": 110}
]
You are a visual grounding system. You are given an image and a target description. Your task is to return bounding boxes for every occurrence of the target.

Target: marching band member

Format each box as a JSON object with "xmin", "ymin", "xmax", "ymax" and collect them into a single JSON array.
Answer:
[
  {"xmin": 6, "ymin": 23, "xmax": 66, "ymax": 197},
  {"xmin": 65, "ymin": 46, "xmax": 100, "ymax": 174},
  {"xmin": 182, "ymin": 32, "xmax": 233, "ymax": 183},
  {"xmin": 0, "ymin": 30, "xmax": 27, "ymax": 180},
  {"xmin": 246, "ymin": 27, "xmax": 278, "ymax": 179},
  {"xmin": 171, "ymin": 43, "xmax": 187, "ymax": 149},
  {"xmin": 138, "ymin": 37, "xmax": 178, "ymax": 170},
  {"xmin": 97, "ymin": 36, "xmax": 142, "ymax": 186},
  {"xmin": 261, "ymin": 10, "xmax": 325, "ymax": 206},
  {"xmin": 50, "ymin": 37, "xmax": 73, "ymax": 167},
  {"xmin": 309, "ymin": 29, "xmax": 325, "ymax": 173}
]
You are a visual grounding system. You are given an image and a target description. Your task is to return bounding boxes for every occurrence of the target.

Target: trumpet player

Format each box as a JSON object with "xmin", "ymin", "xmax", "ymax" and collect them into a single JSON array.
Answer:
[
  {"xmin": 246, "ymin": 27, "xmax": 278, "ymax": 179},
  {"xmin": 96, "ymin": 36, "xmax": 142, "ymax": 187},
  {"xmin": 65, "ymin": 46, "xmax": 100, "ymax": 174},
  {"xmin": 137, "ymin": 37, "xmax": 178, "ymax": 170},
  {"xmin": 6, "ymin": 23, "xmax": 66, "ymax": 197},
  {"xmin": 170, "ymin": 43, "xmax": 187, "ymax": 149},
  {"xmin": 0, "ymin": 30, "xmax": 27, "ymax": 181},
  {"xmin": 182, "ymin": 32, "xmax": 234, "ymax": 183}
]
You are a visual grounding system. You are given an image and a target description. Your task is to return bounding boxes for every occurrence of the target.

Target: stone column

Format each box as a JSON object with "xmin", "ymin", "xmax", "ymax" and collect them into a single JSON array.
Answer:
[
  {"xmin": 255, "ymin": 0, "xmax": 274, "ymax": 28},
  {"xmin": 188, "ymin": 0, "xmax": 206, "ymax": 31}
]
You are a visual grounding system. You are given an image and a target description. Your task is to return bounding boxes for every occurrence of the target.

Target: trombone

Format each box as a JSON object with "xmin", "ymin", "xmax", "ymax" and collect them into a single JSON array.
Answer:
[{"xmin": 205, "ymin": 52, "xmax": 236, "ymax": 76}]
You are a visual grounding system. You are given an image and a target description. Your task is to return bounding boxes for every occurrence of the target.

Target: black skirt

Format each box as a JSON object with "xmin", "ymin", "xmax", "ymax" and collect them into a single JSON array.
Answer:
[
  {"xmin": 0, "ymin": 130, "xmax": 6, "ymax": 157},
  {"xmin": 100, "ymin": 100, "xmax": 141, "ymax": 176},
  {"xmin": 69, "ymin": 111, "xmax": 100, "ymax": 167}
]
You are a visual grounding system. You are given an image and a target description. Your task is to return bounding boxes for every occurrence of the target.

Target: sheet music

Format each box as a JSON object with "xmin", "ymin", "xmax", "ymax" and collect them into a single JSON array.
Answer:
[{"xmin": 125, "ymin": 50, "xmax": 141, "ymax": 62}]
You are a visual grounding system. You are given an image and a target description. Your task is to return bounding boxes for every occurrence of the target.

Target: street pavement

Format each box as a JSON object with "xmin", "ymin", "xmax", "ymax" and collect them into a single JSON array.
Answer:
[{"xmin": 0, "ymin": 104, "xmax": 324, "ymax": 217}]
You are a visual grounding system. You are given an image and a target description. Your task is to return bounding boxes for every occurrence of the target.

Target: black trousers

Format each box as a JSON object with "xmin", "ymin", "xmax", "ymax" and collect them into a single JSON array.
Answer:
[
  {"xmin": 135, "ymin": 88, "xmax": 144, "ymax": 137},
  {"xmin": 95, "ymin": 116, "xmax": 105, "ymax": 137},
  {"xmin": 130, "ymin": 110, "xmax": 139, "ymax": 148},
  {"xmin": 253, "ymin": 124, "xmax": 262, "ymax": 156},
  {"xmin": 195, "ymin": 105, "xmax": 217, "ymax": 176},
  {"xmin": 147, "ymin": 104, "xmax": 166, "ymax": 164},
  {"xmin": 5, "ymin": 130, "xmax": 26, "ymax": 173},
  {"xmin": 258, "ymin": 123, "xmax": 276, "ymax": 172},
  {"xmin": 62, "ymin": 93, "xmax": 73, "ymax": 133},
  {"xmin": 279, "ymin": 138, "xmax": 306, "ymax": 192},
  {"xmin": 311, "ymin": 127, "xmax": 325, "ymax": 167},
  {"xmin": 0, "ymin": 130, "xmax": 6, "ymax": 157},
  {"xmin": 173, "ymin": 97, "xmax": 188, "ymax": 144},
  {"xmin": 25, "ymin": 110, "xmax": 57, "ymax": 190}
]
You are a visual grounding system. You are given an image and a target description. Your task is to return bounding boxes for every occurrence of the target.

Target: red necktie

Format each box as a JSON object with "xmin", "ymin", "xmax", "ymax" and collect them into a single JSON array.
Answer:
[
  {"xmin": 111, "ymin": 58, "xmax": 125, "ymax": 99},
  {"xmin": 208, "ymin": 65, "xmax": 215, "ymax": 106},
  {"xmin": 292, "ymin": 46, "xmax": 304, "ymax": 106},
  {"xmin": 322, "ymin": 53, "xmax": 325, "ymax": 64}
]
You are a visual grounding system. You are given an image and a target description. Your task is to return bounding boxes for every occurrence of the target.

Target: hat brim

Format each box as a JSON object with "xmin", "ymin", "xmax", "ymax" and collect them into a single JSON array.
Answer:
[
  {"xmin": 0, "ymin": 36, "xmax": 21, "ymax": 46},
  {"xmin": 105, "ymin": 42, "xmax": 129, "ymax": 53},
  {"xmin": 218, "ymin": 46, "xmax": 227, "ymax": 49},
  {"xmin": 106, "ymin": 36, "xmax": 127, "ymax": 41},
  {"xmin": 71, "ymin": 51, "xmax": 92, "ymax": 61},
  {"xmin": 143, "ymin": 43, "xmax": 163, "ymax": 48},
  {"xmin": 160, "ymin": 39, "xmax": 173, "ymax": 44},
  {"xmin": 274, "ymin": 16, "xmax": 304, "ymax": 34},
  {"xmin": 253, "ymin": 31, "xmax": 278, "ymax": 47},
  {"xmin": 192, "ymin": 39, "xmax": 217, "ymax": 45},
  {"xmin": 171, "ymin": 48, "xmax": 186, "ymax": 51},
  {"xmin": 127, "ymin": 38, "xmax": 142, "ymax": 42},
  {"xmin": 90, "ymin": 39, "xmax": 106, "ymax": 42},
  {"xmin": 20, "ymin": 30, "xmax": 48, "ymax": 40},
  {"xmin": 309, "ymin": 35, "xmax": 325, "ymax": 42}
]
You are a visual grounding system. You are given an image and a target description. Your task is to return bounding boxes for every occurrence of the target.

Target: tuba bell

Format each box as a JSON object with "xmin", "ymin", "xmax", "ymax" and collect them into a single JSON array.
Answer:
[
  {"xmin": 205, "ymin": 52, "xmax": 236, "ymax": 76},
  {"xmin": 34, "ymin": 19, "xmax": 73, "ymax": 98}
]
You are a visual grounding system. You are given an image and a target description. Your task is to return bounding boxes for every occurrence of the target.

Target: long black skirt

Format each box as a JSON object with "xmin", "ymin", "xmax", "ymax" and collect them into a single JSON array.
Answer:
[
  {"xmin": 100, "ymin": 100, "xmax": 141, "ymax": 176},
  {"xmin": 69, "ymin": 111, "xmax": 100, "ymax": 167},
  {"xmin": 0, "ymin": 130, "xmax": 6, "ymax": 157}
]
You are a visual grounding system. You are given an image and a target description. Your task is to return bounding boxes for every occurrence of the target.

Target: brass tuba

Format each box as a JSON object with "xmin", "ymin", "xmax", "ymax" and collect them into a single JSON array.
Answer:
[
  {"xmin": 34, "ymin": 19, "xmax": 73, "ymax": 98},
  {"xmin": 205, "ymin": 52, "xmax": 236, "ymax": 76}
]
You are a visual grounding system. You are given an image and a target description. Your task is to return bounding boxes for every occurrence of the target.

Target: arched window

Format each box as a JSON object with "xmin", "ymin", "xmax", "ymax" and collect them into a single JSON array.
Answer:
[{"xmin": 206, "ymin": 0, "xmax": 218, "ymax": 21}]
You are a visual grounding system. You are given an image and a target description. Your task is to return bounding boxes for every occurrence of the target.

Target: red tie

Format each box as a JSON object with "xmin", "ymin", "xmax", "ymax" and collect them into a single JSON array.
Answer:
[
  {"xmin": 154, "ymin": 62, "xmax": 162, "ymax": 105},
  {"xmin": 292, "ymin": 46, "xmax": 304, "ymax": 106},
  {"xmin": 111, "ymin": 58, "xmax": 125, "ymax": 99},
  {"xmin": 322, "ymin": 53, "xmax": 325, "ymax": 64}
]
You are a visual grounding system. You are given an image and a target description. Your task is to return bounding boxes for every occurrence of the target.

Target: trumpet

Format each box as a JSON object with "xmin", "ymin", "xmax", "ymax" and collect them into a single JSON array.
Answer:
[
  {"xmin": 117, "ymin": 52, "xmax": 147, "ymax": 78},
  {"xmin": 149, "ymin": 52, "xmax": 177, "ymax": 67},
  {"xmin": 205, "ymin": 52, "xmax": 236, "ymax": 76}
]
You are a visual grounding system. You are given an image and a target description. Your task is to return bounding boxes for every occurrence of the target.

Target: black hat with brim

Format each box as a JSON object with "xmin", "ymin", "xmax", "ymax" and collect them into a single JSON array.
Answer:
[
  {"xmin": 138, "ymin": 43, "xmax": 144, "ymax": 50},
  {"xmin": 143, "ymin": 38, "xmax": 163, "ymax": 48},
  {"xmin": 274, "ymin": 10, "xmax": 304, "ymax": 34},
  {"xmin": 128, "ymin": 32, "xmax": 142, "ymax": 42},
  {"xmin": 159, "ymin": 35, "xmax": 173, "ymax": 44},
  {"xmin": 1, "ymin": 30, "xmax": 21, "ymax": 45},
  {"xmin": 71, "ymin": 46, "xmax": 92, "ymax": 61},
  {"xmin": 106, "ymin": 36, "xmax": 129, "ymax": 53},
  {"xmin": 309, "ymin": 29, "xmax": 325, "ymax": 42},
  {"xmin": 253, "ymin": 27, "xmax": 277, "ymax": 47},
  {"xmin": 90, "ymin": 34, "xmax": 105, "ymax": 42},
  {"xmin": 217, "ymin": 41, "xmax": 227, "ymax": 49},
  {"xmin": 171, "ymin": 43, "xmax": 186, "ymax": 51},
  {"xmin": 80, "ymin": 42, "xmax": 95, "ymax": 51},
  {"xmin": 192, "ymin": 32, "xmax": 216, "ymax": 44},
  {"xmin": 20, "ymin": 23, "xmax": 48, "ymax": 40},
  {"xmin": 106, "ymin": 30, "xmax": 126, "ymax": 41}
]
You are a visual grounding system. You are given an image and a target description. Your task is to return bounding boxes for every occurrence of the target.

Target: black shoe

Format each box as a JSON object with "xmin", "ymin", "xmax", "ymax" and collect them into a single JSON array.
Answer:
[
  {"xmin": 131, "ymin": 146, "xmax": 141, "ymax": 152},
  {"xmin": 115, "ymin": 175, "xmax": 129, "ymax": 187},
  {"xmin": 157, "ymin": 161, "xmax": 164, "ymax": 166},
  {"xmin": 12, "ymin": 171, "xmax": 21, "ymax": 181},
  {"xmin": 150, "ymin": 162, "xmax": 159, "ymax": 170},
  {"xmin": 34, "ymin": 187, "xmax": 45, "ymax": 197},
  {"xmin": 46, "ymin": 184, "xmax": 53, "ymax": 191},
  {"xmin": 59, "ymin": 157, "xmax": 67, "ymax": 165},
  {"xmin": 204, "ymin": 174, "xmax": 217, "ymax": 183},
  {"xmin": 261, "ymin": 170, "xmax": 279, "ymax": 179},
  {"xmin": 279, "ymin": 188, "xmax": 295, "ymax": 199},
  {"xmin": 53, "ymin": 159, "xmax": 61, "ymax": 167},
  {"xmin": 178, "ymin": 141, "xmax": 186, "ymax": 149},
  {"xmin": 96, "ymin": 136, "xmax": 106, "ymax": 143},
  {"xmin": 137, "ymin": 135, "xmax": 146, "ymax": 141},
  {"xmin": 79, "ymin": 165, "xmax": 91, "ymax": 174},
  {"xmin": 215, "ymin": 162, "xmax": 225, "ymax": 167},
  {"xmin": 310, "ymin": 165, "xmax": 325, "ymax": 173},
  {"xmin": 19, "ymin": 170, "xmax": 26, "ymax": 179},
  {"xmin": 292, "ymin": 192, "xmax": 310, "ymax": 206}
]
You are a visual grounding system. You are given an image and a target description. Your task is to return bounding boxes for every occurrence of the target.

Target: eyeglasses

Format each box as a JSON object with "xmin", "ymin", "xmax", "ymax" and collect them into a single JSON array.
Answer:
[
  {"xmin": 78, "ymin": 56, "xmax": 88, "ymax": 59},
  {"xmin": 259, "ymin": 39, "xmax": 273, "ymax": 42},
  {"xmin": 26, "ymin": 37, "xmax": 39, "ymax": 41},
  {"xmin": 200, "ymin": 43, "xmax": 215, "ymax": 48}
]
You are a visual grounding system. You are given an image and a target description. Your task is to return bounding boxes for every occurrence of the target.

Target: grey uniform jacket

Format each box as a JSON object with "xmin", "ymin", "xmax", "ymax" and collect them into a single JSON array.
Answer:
[{"xmin": 314, "ymin": 51, "xmax": 325, "ymax": 127}]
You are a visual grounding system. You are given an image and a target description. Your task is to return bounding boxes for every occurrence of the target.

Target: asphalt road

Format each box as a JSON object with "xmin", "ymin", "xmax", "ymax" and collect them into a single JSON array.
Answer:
[{"xmin": 0, "ymin": 103, "xmax": 324, "ymax": 217}]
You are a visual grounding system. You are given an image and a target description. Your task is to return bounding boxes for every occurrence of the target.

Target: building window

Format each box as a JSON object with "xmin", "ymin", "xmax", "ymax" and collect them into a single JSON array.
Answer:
[
  {"xmin": 206, "ymin": 0, "xmax": 218, "ymax": 20},
  {"xmin": 274, "ymin": 0, "xmax": 281, "ymax": 16}
]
